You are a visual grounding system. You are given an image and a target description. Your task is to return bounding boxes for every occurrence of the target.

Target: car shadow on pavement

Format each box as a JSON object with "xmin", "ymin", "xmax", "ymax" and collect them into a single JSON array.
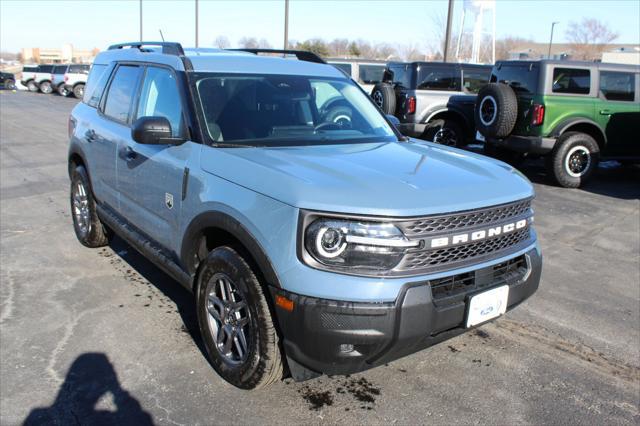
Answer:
[{"xmin": 23, "ymin": 352, "xmax": 153, "ymax": 425}]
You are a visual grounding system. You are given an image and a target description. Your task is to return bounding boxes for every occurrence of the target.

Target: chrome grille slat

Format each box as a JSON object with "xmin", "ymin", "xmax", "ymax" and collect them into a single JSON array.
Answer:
[{"xmin": 398, "ymin": 199, "xmax": 532, "ymax": 237}]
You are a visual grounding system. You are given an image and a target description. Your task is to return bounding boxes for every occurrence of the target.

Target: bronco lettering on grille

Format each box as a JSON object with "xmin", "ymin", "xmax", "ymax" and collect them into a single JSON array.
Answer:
[{"xmin": 424, "ymin": 219, "xmax": 529, "ymax": 249}]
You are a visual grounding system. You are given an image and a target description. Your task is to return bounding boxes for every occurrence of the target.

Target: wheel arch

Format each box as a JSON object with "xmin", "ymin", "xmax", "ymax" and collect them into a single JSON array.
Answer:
[
  {"xmin": 551, "ymin": 118, "xmax": 607, "ymax": 151},
  {"xmin": 424, "ymin": 108, "xmax": 471, "ymax": 135},
  {"xmin": 181, "ymin": 211, "xmax": 282, "ymax": 293}
]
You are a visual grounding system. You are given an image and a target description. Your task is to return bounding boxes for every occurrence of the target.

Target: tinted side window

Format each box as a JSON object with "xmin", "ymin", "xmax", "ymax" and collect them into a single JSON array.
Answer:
[
  {"xmin": 600, "ymin": 71, "xmax": 635, "ymax": 101},
  {"xmin": 135, "ymin": 67, "xmax": 184, "ymax": 137},
  {"xmin": 463, "ymin": 68, "xmax": 490, "ymax": 93},
  {"xmin": 358, "ymin": 64, "xmax": 385, "ymax": 84},
  {"xmin": 491, "ymin": 64, "xmax": 539, "ymax": 94},
  {"xmin": 331, "ymin": 63, "xmax": 352, "ymax": 76},
  {"xmin": 52, "ymin": 65, "xmax": 67, "ymax": 74},
  {"xmin": 83, "ymin": 64, "xmax": 110, "ymax": 107},
  {"xmin": 39, "ymin": 65, "xmax": 54, "ymax": 73},
  {"xmin": 552, "ymin": 68, "xmax": 590, "ymax": 94},
  {"xmin": 418, "ymin": 67, "xmax": 460, "ymax": 91},
  {"xmin": 103, "ymin": 65, "xmax": 141, "ymax": 123}
]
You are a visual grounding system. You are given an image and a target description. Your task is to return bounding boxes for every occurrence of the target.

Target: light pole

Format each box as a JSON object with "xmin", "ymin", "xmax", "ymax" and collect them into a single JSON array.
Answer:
[
  {"xmin": 284, "ymin": 0, "xmax": 289, "ymax": 49},
  {"xmin": 443, "ymin": 0, "xmax": 454, "ymax": 62},
  {"xmin": 139, "ymin": 0, "xmax": 143, "ymax": 42},
  {"xmin": 548, "ymin": 21, "xmax": 559, "ymax": 59},
  {"xmin": 195, "ymin": 0, "xmax": 199, "ymax": 47}
]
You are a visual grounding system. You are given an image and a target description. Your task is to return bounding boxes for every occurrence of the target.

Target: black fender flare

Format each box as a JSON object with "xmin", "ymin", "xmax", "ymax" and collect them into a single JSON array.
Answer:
[
  {"xmin": 423, "ymin": 106, "xmax": 471, "ymax": 132},
  {"xmin": 180, "ymin": 211, "xmax": 282, "ymax": 291},
  {"xmin": 550, "ymin": 117, "xmax": 607, "ymax": 145},
  {"xmin": 67, "ymin": 144, "xmax": 89, "ymax": 178}
]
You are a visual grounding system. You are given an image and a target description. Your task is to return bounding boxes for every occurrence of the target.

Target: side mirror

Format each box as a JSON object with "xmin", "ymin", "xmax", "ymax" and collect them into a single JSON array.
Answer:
[
  {"xmin": 131, "ymin": 116, "xmax": 183, "ymax": 145},
  {"xmin": 386, "ymin": 114, "xmax": 400, "ymax": 127}
]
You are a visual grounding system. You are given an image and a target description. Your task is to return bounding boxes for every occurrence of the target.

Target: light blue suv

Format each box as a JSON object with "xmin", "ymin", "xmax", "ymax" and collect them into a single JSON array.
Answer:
[{"xmin": 68, "ymin": 42, "xmax": 542, "ymax": 389}]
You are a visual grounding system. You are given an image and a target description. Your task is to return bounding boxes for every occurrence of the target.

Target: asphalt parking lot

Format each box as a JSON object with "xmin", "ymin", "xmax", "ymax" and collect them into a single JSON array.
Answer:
[{"xmin": 1, "ymin": 90, "xmax": 639, "ymax": 425}]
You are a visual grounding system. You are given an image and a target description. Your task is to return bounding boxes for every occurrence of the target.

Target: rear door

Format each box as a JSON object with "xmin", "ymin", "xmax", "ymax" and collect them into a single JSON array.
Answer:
[
  {"xmin": 116, "ymin": 65, "xmax": 193, "ymax": 250},
  {"xmin": 594, "ymin": 69, "xmax": 640, "ymax": 157},
  {"xmin": 91, "ymin": 64, "xmax": 143, "ymax": 210}
]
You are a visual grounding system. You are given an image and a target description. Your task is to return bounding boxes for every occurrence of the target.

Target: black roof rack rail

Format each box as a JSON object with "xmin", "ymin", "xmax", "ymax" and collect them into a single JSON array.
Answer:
[
  {"xmin": 229, "ymin": 48, "xmax": 326, "ymax": 64},
  {"xmin": 108, "ymin": 42, "xmax": 185, "ymax": 56}
]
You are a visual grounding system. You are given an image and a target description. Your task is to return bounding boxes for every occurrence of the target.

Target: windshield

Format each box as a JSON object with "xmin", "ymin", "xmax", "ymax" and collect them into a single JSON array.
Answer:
[{"xmin": 195, "ymin": 73, "xmax": 397, "ymax": 146}]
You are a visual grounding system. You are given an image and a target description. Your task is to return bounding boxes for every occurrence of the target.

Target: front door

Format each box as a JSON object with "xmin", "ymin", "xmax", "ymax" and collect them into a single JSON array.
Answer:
[
  {"xmin": 116, "ymin": 65, "xmax": 193, "ymax": 250},
  {"xmin": 594, "ymin": 70, "xmax": 640, "ymax": 157}
]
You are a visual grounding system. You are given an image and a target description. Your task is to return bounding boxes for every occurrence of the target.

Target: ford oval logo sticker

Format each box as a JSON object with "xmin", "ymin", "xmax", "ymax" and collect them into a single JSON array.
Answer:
[{"xmin": 481, "ymin": 306, "xmax": 494, "ymax": 316}]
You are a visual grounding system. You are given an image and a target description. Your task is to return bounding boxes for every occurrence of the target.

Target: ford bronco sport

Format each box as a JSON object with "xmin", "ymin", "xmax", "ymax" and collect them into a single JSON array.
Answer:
[
  {"xmin": 372, "ymin": 61, "xmax": 491, "ymax": 146},
  {"xmin": 476, "ymin": 60, "xmax": 640, "ymax": 188},
  {"xmin": 68, "ymin": 42, "xmax": 541, "ymax": 389}
]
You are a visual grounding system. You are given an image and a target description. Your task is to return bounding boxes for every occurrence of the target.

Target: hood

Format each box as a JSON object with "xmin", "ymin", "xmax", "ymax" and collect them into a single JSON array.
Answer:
[{"xmin": 200, "ymin": 140, "xmax": 534, "ymax": 217}]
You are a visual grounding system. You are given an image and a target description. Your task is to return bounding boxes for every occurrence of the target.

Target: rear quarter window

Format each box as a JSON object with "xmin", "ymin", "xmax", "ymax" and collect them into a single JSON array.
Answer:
[
  {"xmin": 417, "ymin": 67, "xmax": 460, "ymax": 91},
  {"xmin": 552, "ymin": 68, "xmax": 590, "ymax": 95},
  {"xmin": 358, "ymin": 64, "xmax": 385, "ymax": 84},
  {"xmin": 599, "ymin": 70, "xmax": 636, "ymax": 101},
  {"xmin": 68, "ymin": 64, "xmax": 90, "ymax": 74},
  {"xmin": 462, "ymin": 67, "xmax": 490, "ymax": 93},
  {"xmin": 83, "ymin": 64, "xmax": 110, "ymax": 107},
  {"xmin": 490, "ymin": 64, "xmax": 539, "ymax": 94}
]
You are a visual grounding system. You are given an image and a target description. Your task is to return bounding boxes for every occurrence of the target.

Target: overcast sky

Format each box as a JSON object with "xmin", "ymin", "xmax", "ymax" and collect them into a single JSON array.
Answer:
[{"xmin": 1, "ymin": 0, "xmax": 639, "ymax": 53}]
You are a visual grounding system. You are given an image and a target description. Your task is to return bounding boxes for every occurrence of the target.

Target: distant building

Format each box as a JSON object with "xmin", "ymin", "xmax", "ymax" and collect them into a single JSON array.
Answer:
[
  {"xmin": 602, "ymin": 47, "xmax": 640, "ymax": 65},
  {"xmin": 21, "ymin": 44, "xmax": 99, "ymax": 64},
  {"xmin": 505, "ymin": 42, "xmax": 639, "ymax": 63}
]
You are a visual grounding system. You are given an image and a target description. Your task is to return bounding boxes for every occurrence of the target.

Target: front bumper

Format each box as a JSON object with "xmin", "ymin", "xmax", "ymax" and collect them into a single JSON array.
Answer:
[
  {"xmin": 487, "ymin": 135, "xmax": 556, "ymax": 155},
  {"xmin": 271, "ymin": 246, "xmax": 541, "ymax": 378}
]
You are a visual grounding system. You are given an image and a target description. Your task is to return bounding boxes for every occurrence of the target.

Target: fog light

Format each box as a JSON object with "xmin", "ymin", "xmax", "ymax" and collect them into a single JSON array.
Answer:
[{"xmin": 339, "ymin": 343, "xmax": 354, "ymax": 353}]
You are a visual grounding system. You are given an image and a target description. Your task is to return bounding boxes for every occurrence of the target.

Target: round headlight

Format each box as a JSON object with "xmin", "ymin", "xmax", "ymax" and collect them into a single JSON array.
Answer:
[{"xmin": 315, "ymin": 226, "xmax": 347, "ymax": 258}]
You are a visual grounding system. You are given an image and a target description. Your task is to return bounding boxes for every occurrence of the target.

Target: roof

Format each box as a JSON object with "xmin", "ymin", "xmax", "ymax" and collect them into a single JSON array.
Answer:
[
  {"xmin": 495, "ymin": 59, "xmax": 640, "ymax": 71},
  {"xmin": 93, "ymin": 43, "xmax": 345, "ymax": 78}
]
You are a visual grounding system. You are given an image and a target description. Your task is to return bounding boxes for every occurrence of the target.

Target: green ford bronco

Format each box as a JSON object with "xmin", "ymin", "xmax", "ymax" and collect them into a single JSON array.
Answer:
[{"xmin": 475, "ymin": 60, "xmax": 640, "ymax": 188}]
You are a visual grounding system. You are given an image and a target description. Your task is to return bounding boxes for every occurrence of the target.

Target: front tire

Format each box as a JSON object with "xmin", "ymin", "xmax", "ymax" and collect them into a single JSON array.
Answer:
[
  {"xmin": 196, "ymin": 246, "xmax": 283, "ymax": 389},
  {"xmin": 70, "ymin": 165, "xmax": 111, "ymax": 247},
  {"xmin": 4, "ymin": 79, "xmax": 15, "ymax": 90},
  {"xmin": 546, "ymin": 132, "xmax": 599, "ymax": 188},
  {"xmin": 26, "ymin": 80, "xmax": 39, "ymax": 92}
]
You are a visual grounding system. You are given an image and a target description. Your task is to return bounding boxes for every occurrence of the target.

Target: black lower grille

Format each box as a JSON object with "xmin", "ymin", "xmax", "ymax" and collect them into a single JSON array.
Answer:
[
  {"xmin": 398, "ymin": 227, "xmax": 530, "ymax": 272},
  {"xmin": 430, "ymin": 255, "xmax": 528, "ymax": 306}
]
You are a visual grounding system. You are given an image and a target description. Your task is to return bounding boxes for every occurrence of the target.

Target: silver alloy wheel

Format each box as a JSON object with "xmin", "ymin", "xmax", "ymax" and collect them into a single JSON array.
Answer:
[
  {"xmin": 333, "ymin": 114, "xmax": 351, "ymax": 127},
  {"xmin": 205, "ymin": 273, "xmax": 251, "ymax": 365},
  {"xmin": 72, "ymin": 180, "xmax": 91, "ymax": 236},
  {"xmin": 373, "ymin": 90, "xmax": 384, "ymax": 108},
  {"xmin": 479, "ymin": 95, "xmax": 497, "ymax": 126},
  {"xmin": 27, "ymin": 81, "xmax": 38, "ymax": 92},
  {"xmin": 40, "ymin": 82, "xmax": 52, "ymax": 94},
  {"xmin": 565, "ymin": 145, "xmax": 591, "ymax": 177},
  {"xmin": 433, "ymin": 127, "xmax": 458, "ymax": 146}
]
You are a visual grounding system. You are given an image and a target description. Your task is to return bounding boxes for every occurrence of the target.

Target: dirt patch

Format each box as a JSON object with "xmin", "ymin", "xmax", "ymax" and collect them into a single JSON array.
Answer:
[{"xmin": 298, "ymin": 385, "xmax": 334, "ymax": 411}]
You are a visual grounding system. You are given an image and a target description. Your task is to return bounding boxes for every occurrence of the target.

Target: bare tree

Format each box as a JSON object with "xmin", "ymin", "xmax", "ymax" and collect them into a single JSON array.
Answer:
[
  {"xmin": 258, "ymin": 38, "xmax": 272, "ymax": 49},
  {"xmin": 239, "ymin": 37, "xmax": 259, "ymax": 49},
  {"xmin": 566, "ymin": 18, "xmax": 618, "ymax": 60},
  {"xmin": 494, "ymin": 36, "xmax": 533, "ymax": 61},
  {"xmin": 329, "ymin": 38, "xmax": 350, "ymax": 57},
  {"xmin": 213, "ymin": 35, "xmax": 230, "ymax": 49}
]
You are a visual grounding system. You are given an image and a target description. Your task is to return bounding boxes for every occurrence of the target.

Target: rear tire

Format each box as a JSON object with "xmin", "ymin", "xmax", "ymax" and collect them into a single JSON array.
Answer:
[
  {"xmin": 73, "ymin": 84, "xmax": 85, "ymax": 99},
  {"xmin": 475, "ymin": 83, "xmax": 518, "ymax": 138},
  {"xmin": 39, "ymin": 81, "xmax": 53, "ymax": 94},
  {"xmin": 371, "ymin": 83, "xmax": 396, "ymax": 115},
  {"xmin": 70, "ymin": 165, "xmax": 111, "ymax": 247},
  {"xmin": 4, "ymin": 79, "xmax": 15, "ymax": 90},
  {"xmin": 26, "ymin": 80, "xmax": 39, "ymax": 92},
  {"xmin": 546, "ymin": 132, "xmax": 599, "ymax": 188},
  {"xmin": 423, "ymin": 119, "xmax": 464, "ymax": 147},
  {"xmin": 196, "ymin": 246, "xmax": 283, "ymax": 389},
  {"xmin": 57, "ymin": 84, "xmax": 69, "ymax": 97}
]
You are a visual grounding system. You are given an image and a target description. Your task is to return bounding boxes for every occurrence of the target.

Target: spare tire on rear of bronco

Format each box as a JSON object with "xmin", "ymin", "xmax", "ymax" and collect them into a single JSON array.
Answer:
[
  {"xmin": 371, "ymin": 83, "xmax": 396, "ymax": 115},
  {"xmin": 475, "ymin": 83, "xmax": 518, "ymax": 138}
]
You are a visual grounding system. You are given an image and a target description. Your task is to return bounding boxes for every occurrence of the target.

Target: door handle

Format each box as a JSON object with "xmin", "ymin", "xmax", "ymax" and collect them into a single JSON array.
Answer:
[
  {"xmin": 119, "ymin": 146, "xmax": 138, "ymax": 161},
  {"xmin": 85, "ymin": 129, "xmax": 96, "ymax": 142},
  {"xmin": 599, "ymin": 109, "xmax": 613, "ymax": 115}
]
